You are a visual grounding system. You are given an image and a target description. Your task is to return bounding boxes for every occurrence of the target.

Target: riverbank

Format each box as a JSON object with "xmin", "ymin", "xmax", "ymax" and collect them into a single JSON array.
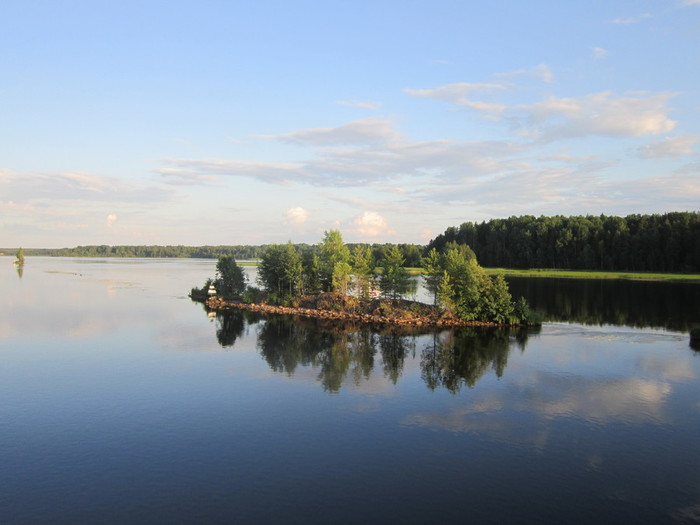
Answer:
[
  {"xmin": 485, "ymin": 268, "xmax": 700, "ymax": 283},
  {"xmin": 200, "ymin": 292, "xmax": 512, "ymax": 328}
]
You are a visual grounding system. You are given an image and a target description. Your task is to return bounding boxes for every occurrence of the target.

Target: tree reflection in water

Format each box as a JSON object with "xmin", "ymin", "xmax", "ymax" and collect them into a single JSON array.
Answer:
[
  {"xmin": 421, "ymin": 328, "xmax": 532, "ymax": 393},
  {"xmin": 211, "ymin": 309, "xmax": 537, "ymax": 392}
]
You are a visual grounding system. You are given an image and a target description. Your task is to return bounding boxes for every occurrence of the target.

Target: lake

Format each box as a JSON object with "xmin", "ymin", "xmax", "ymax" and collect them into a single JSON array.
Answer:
[{"xmin": 2, "ymin": 257, "xmax": 700, "ymax": 524}]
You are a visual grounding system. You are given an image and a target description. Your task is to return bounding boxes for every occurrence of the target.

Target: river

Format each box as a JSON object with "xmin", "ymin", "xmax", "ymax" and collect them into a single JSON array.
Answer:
[{"xmin": 2, "ymin": 257, "xmax": 699, "ymax": 524}]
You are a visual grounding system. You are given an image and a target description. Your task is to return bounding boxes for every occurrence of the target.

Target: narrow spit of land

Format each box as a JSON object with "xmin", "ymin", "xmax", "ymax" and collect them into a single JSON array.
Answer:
[{"xmin": 201, "ymin": 292, "xmax": 507, "ymax": 328}]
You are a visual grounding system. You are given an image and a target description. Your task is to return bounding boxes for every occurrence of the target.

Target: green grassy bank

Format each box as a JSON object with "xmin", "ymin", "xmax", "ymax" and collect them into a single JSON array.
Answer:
[{"xmin": 483, "ymin": 268, "xmax": 700, "ymax": 283}]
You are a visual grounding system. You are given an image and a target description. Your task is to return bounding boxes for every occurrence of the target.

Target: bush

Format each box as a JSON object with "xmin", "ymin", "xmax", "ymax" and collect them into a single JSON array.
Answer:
[
  {"xmin": 691, "ymin": 327, "xmax": 700, "ymax": 342},
  {"xmin": 241, "ymin": 286, "xmax": 265, "ymax": 304},
  {"xmin": 190, "ymin": 278, "xmax": 212, "ymax": 301},
  {"xmin": 513, "ymin": 296, "xmax": 542, "ymax": 325}
]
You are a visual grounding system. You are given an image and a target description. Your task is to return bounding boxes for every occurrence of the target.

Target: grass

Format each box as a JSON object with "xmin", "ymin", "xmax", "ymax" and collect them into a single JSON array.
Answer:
[
  {"xmin": 234, "ymin": 262, "xmax": 700, "ymax": 283},
  {"xmin": 483, "ymin": 268, "xmax": 700, "ymax": 283}
]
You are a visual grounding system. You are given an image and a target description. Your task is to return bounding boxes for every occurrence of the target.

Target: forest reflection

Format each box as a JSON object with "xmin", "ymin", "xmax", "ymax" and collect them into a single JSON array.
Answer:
[
  {"xmin": 508, "ymin": 277, "xmax": 700, "ymax": 332},
  {"xmin": 213, "ymin": 310, "xmax": 536, "ymax": 392}
]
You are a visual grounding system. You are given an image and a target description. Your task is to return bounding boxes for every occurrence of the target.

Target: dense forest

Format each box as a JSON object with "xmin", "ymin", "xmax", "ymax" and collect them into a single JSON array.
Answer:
[{"xmin": 427, "ymin": 212, "xmax": 700, "ymax": 273}]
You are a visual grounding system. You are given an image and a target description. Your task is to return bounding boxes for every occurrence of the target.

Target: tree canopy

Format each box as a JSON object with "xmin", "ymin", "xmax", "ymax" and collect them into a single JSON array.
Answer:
[{"xmin": 427, "ymin": 212, "xmax": 700, "ymax": 273}]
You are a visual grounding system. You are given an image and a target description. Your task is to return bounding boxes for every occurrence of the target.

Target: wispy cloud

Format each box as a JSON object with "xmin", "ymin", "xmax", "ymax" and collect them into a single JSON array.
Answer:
[
  {"xmin": 265, "ymin": 118, "xmax": 401, "ymax": 146},
  {"xmin": 404, "ymin": 83, "xmax": 507, "ymax": 113},
  {"xmin": 592, "ymin": 46, "xmax": 608, "ymax": 59},
  {"xmin": 638, "ymin": 136, "xmax": 698, "ymax": 158},
  {"xmin": 496, "ymin": 63, "xmax": 553, "ymax": 83},
  {"xmin": 159, "ymin": 158, "xmax": 306, "ymax": 185},
  {"xmin": 514, "ymin": 91, "xmax": 677, "ymax": 141},
  {"xmin": 337, "ymin": 100, "xmax": 382, "ymax": 110},
  {"xmin": 607, "ymin": 13, "xmax": 651, "ymax": 24},
  {"xmin": 0, "ymin": 169, "xmax": 172, "ymax": 203},
  {"xmin": 405, "ymin": 84, "xmax": 676, "ymax": 142},
  {"xmin": 154, "ymin": 81, "xmax": 687, "ymax": 231}
]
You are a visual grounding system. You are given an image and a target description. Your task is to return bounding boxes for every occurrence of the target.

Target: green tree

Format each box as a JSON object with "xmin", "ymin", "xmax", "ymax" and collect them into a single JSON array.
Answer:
[
  {"xmin": 432, "ymin": 244, "xmax": 517, "ymax": 323},
  {"xmin": 436, "ymin": 270, "xmax": 455, "ymax": 313},
  {"xmin": 421, "ymin": 248, "xmax": 442, "ymax": 305},
  {"xmin": 352, "ymin": 244, "xmax": 376, "ymax": 299},
  {"xmin": 319, "ymin": 229, "xmax": 351, "ymax": 292},
  {"xmin": 301, "ymin": 252, "xmax": 322, "ymax": 295},
  {"xmin": 379, "ymin": 245, "xmax": 409, "ymax": 299},
  {"xmin": 258, "ymin": 242, "xmax": 303, "ymax": 301},
  {"xmin": 441, "ymin": 246, "xmax": 481, "ymax": 320},
  {"xmin": 480, "ymin": 274, "xmax": 514, "ymax": 323},
  {"xmin": 214, "ymin": 255, "xmax": 247, "ymax": 299},
  {"xmin": 332, "ymin": 261, "xmax": 353, "ymax": 295},
  {"xmin": 15, "ymin": 247, "xmax": 24, "ymax": 265}
]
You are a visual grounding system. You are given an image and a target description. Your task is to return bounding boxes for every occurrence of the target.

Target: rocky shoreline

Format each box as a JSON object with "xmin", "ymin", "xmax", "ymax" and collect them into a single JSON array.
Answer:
[{"xmin": 201, "ymin": 292, "xmax": 507, "ymax": 328}]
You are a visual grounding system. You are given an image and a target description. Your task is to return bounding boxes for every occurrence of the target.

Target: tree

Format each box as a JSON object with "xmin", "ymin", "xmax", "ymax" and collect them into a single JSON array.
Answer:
[
  {"xmin": 379, "ymin": 245, "xmax": 409, "ymax": 299},
  {"xmin": 421, "ymin": 248, "xmax": 442, "ymax": 305},
  {"xmin": 332, "ymin": 261, "xmax": 353, "ymax": 295},
  {"xmin": 214, "ymin": 255, "xmax": 247, "ymax": 299},
  {"xmin": 301, "ymin": 252, "xmax": 322, "ymax": 295},
  {"xmin": 319, "ymin": 229, "xmax": 351, "ymax": 292},
  {"xmin": 15, "ymin": 247, "xmax": 24, "ymax": 265},
  {"xmin": 426, "ymin": 244, "xmax": 518, "ymax": 323},
  {"xmin": 480, "ymin": 274, "xmax": 514, "ymax": 323},
  {"xmin": 436, "ymin": 270, "xmax": 455, "ymax": 313},
  {"xmin": 258, "ymin": 242, "xmax": 303, "ymax": 301},
  {"xmin": 352, "ymin": 244, "xmax": 376, "ymax": 299}
]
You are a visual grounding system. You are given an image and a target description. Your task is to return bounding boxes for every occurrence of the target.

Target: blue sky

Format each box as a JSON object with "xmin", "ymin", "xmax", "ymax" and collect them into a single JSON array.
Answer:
[{"xmin": 2, "ymin": 0, "xmax": 699, "ymax": 248}]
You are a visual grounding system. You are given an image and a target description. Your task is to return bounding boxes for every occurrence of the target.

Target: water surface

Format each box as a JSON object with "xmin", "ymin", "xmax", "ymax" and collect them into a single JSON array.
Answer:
[{"xmin": 1, "ymin": 257, "xmax": 699, "ymax": 524}]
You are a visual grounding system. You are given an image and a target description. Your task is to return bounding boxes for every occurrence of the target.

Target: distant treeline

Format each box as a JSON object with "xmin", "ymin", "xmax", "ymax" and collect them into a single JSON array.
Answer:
[
  {"xmin": 6, "ymin": 211, "xmax": 699, "ymax": 273},
  {"xmin": 427, "ymin": 212, "xmax": 700, "ymax": 273},
  {"xmin": 10, "ymin": 243, "xmax": 426, "ymax": 267}
]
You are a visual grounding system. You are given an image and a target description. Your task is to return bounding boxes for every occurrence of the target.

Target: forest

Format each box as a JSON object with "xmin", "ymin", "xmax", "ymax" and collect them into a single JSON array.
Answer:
[
  {"xmin": 427, "ymin": 212, "xmax": 700, "ymax": 273},
  {"xmin": 10, "ymin": 243, "xmax": 425, "ymax": 267},
  {"xmin": 6, "ymin": 212, "xmax": 699, "ymax": 273}
]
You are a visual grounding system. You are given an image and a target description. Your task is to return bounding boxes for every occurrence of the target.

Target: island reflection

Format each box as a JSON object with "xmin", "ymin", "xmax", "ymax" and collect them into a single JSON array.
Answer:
[{"xmin": 212, "ymin": 309, "xmax": 536, "ymax": 392}]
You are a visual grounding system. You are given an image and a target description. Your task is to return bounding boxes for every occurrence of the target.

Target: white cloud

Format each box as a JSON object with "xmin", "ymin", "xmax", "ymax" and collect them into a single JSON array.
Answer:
[
  {"xmin": 268, "ymin": 118, "xmax": 401, "ymax": 146},
  {"xmin": 158, "ymin": 169, "xmax": 220, "ymax": 186},
  {"xmin": 607, "ymin": 13, "xmax": 651, "ymax": 24},
  {"xmin": 337, "ymin": 100, "xmax": 382, "ymax": 110},
  {"xmin": 405, "ymin": 83, "xmax": 676, "ymax": 141},
  {"xmin": 350, "ymin": 211, "xmax": 393, "ymax": 237},
  {"xmin": 533, "ymin": 63, "xmax": 554, "ymax": 83},
  {"xmin": 592, "ymin": 46, "xmax": 608, "ymax": 59},
  {"xmin": 638, "ymin": 136, "xmax": 698, "ymax": 158},
  {"xmin": 159, "ymin": 158, "xmax": 306, "ymax": 185},
  {"xmin": 164, "ymin": 129, "xmax": 523, "ymax": 188},
  {"xmin": 285, "ymin": 207, "xmax": 310, "ymax": 224},
  {"xmin": 404, "ymin": 83, "xmax": 507, "ymax": 112},
  {"xmin": 681, "ymin": 0, "xmax": 700, "ymax": 6},
  {"xmin": 516, "ymin": 91, "xmax": 677, "ymax": 141},
  {"xmin": 0, "ymin": 169, "xmax": 172, "ymax": 203},
  {"xmin": 106, "ymin": 214, "xmax": 118, "ymax": 227},
  {"xmin": 496, "ymin": 63, "xmax": 553, "ymax": 83}
]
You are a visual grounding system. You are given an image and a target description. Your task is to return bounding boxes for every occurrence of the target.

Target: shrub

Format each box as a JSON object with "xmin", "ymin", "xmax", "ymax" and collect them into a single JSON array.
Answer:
[{"xmin": 241, "ymin": 286, "xmax": 265, "ymax": 304}]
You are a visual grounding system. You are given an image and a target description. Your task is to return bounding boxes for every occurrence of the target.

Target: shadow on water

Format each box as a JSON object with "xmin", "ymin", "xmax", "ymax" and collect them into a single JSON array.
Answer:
[{"xmin": 209, "ymin": 307, "xmax": 537, "ymax": 393}]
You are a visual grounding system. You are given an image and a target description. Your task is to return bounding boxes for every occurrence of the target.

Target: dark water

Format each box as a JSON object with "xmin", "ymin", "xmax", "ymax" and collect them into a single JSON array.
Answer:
[
  {"xmin": 2, "ymin": 258, "xmax": 700, "ymax": 524},
  {"xmin": 507, "ymin": 276, "xmax": 700, "ymax": 332}
]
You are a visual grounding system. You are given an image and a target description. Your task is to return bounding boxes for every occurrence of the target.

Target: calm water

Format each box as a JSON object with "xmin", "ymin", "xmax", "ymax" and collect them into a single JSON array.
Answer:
[{"xmin": 2, "ymin": 257, "xmax": 700, "ymax": 524}]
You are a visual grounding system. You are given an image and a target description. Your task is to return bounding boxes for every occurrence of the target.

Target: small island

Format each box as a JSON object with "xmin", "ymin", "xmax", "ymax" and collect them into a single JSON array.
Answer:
[
  {"xmin": 191, "ymin": 230, "xmax": 540, "ymax": 328},
  {"xmin": 14, "ymin": 247, "xmax": 24, "ymax": 266}
]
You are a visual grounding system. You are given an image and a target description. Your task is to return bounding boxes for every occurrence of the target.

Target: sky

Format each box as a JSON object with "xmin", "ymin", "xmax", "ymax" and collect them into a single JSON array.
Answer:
[{"xmin": 1, "ymin": 0, "xmax": 699, "ymax": 248}]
